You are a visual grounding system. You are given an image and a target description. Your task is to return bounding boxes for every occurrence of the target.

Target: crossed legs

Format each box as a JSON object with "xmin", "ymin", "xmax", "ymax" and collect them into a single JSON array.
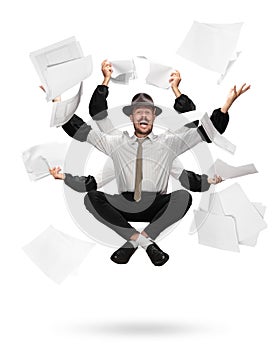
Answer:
[{"xmin": 84, "ymin": 190, "xmax": 192, "ymax": 265}]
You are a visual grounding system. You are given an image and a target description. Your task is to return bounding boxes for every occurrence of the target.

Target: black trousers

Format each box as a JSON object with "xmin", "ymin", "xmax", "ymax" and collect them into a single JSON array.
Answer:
[{"xmin": 84, "ymin": 190, "xmax": 192, "ymax": 241}]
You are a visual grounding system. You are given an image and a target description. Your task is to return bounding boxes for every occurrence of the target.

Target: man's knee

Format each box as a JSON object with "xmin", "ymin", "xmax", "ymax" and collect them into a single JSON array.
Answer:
[
  {"xmin": 84, "ymin": 190, "xmax": 102, "ymax": 211},
  {"xmin": 173, "ymin": 189, "xmax": 192, "ymax": 213}
]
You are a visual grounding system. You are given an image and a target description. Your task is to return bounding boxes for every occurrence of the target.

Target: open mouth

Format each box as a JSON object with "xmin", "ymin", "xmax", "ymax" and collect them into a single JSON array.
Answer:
[{"xmin": 139, "ymin": 121, "xmax": 148, "ymax": 126}]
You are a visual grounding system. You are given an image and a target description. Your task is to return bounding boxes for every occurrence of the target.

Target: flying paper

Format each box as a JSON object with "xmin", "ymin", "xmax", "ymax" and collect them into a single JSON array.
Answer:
[
  {"xmin": 23, "ymin": 225, "xmax": 94, "ymax": 284},
  {"xmin": 30, "ymin": 36, "xmax": 92, "ymax": 101},
  {"xmin": 111, "ymin": 59, "xmax": 137, "ymax": 84},
  {"xmin": 50, "ymin": 82, "xmax": 83, "ymax": 127},
  {"xmin": 146, "ymin": 61, "xmax": 173, "ymax": 89},
  {"xmin": 22, "ymin": 142, "xmax": 68, "ymax": 181},
  {"xmin": 177, "ymin": 21, "xmax": 243, "ymax": 82}
]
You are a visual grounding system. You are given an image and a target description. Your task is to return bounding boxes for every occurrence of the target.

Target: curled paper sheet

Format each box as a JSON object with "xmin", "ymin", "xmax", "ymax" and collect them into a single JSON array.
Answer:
[
  {"xmin": 201, "ymin": 113, "xmax": 236, "ymax": 154},
  {"xmin": 208, "ymin": 158, "xmax": 258, "ymax": 180},
  {"xmin": 177, "ymin": 21, "xmax": 243, "ymax": 82},
  {"xmin": 23, "ymin": 225, "xmax": 94, "ymax": 284},
  {"xmin": 111, "ymin": 59, "xmax": 137, "ymax": 84},
  {"xmin": 146, "ymin": 61, "xmax": 173, "ymax": 89},
  {"xmin": 30, "ymin": 36, "xmax": 92, "ymax": 101},
  {"xmin": 22, "ymin": 142, "xmax": 68, "ymax": 181},
  {"xmin": 50, "ymin": 82, "xmax": 83, "ymax": 127}
]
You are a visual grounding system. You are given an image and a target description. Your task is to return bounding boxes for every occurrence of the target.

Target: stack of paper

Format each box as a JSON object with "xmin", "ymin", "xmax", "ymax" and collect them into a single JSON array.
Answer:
[
  {"xmin": 30, "ymin": 37, "xmax": 92, "ymax": 101},
  {"xmin": 22, "ymin": 142, "xmax": 68, "ymax": 181},
  {"xmin": 193, "ymin": 183, "xmax": 267, "ymax": 252},
  {"xmin": 177, "ymin": 21, "xmax": 243, "ymax": 82},
  {"xmin": 111, "ymin": 59, "xmax": 137, "ymax": 84},
  {"xmin": 23, "ymin": 226, "xmax": 94, "ymax": 284}
]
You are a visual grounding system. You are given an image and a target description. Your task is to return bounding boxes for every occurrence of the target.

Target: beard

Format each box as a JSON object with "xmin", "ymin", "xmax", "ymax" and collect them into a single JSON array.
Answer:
[{"xmin": 133, "ymin": 122, "xmax": 153, "ymax": 136}]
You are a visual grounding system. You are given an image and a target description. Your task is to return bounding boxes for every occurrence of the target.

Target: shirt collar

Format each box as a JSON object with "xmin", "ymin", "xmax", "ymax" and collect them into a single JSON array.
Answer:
[{"xmin": 125, "ymin": 131, "xmax": 158, "ymax": 143}]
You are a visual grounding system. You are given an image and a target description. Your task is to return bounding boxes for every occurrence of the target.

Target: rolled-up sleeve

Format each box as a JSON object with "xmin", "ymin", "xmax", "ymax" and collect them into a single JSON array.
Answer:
[
  {"xmin": 179, "ymin": 170, "xmax": 210, "ymax": 192},
  {"xmin": 174, "ymin": 94, "xmax": 196, "ymax": 113},
  {"xmin": 89, "ymin": 85, "xmax": 109, "ymax": 120},
  {"xmin": 64, "ymin": 174, "xmax": 97, "ymax": 192},
  {"xmin": 197, "ymin": 108, "xmax": 229, "ymax": 143},
  {"xmin": 62, "ymin": 114, "xmax": 92, "ymax": 142}
]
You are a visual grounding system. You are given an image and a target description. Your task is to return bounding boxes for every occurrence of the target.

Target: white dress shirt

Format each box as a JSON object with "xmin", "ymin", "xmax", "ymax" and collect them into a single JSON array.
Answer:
[{"xmin": 86, "ymin": 121, "xmax": 202, "ymax": 194}]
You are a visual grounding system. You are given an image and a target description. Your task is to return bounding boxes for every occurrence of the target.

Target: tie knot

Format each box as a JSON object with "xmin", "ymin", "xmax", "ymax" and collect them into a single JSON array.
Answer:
[{"xmin": 137, "ymin": 138, "xmax": 145, "ymax": 145}]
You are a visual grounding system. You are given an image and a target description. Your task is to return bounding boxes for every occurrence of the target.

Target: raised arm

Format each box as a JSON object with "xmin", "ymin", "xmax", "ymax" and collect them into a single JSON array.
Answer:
[
  {"xmin": 169, "ymin": 72, "xmax": 250, "ymax": 142},
  {"xmin": 89, "ymin": 60, "xmax": 112, "ymax": 120},
  {"xmin": 197, "ymin": 83, "xmax": 250, "ymax": 142},
  {"xmin": 169, "ymin": 70, "xmax": 196, "ymax": 112}
]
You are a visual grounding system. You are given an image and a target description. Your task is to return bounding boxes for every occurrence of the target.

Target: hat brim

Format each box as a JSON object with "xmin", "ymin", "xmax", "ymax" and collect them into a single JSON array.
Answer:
[{"xmin": 122, "ymin": 103, "xmax": 162, "ymax": 116}]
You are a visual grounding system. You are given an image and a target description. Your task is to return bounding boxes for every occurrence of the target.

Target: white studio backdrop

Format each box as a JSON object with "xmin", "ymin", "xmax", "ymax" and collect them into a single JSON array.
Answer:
[{"xmin": 1, "ymin": 0, "xmax": 280, "ymax": 349}]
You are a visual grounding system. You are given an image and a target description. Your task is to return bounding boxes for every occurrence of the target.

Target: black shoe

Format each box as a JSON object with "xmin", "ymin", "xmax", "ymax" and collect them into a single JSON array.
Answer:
[
  {"xmin": 110, "ymin": 241, "xmax": 138, "ymax": 264},
  {"xmin": 146, "ymin": 242, "xmax": 169, "ymax": 266}
]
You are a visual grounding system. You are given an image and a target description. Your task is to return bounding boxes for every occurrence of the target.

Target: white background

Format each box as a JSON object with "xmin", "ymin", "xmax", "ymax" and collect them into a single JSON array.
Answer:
[{"xmin": 1, "ymin": 0, "xmax": 280, "ymax": 349}]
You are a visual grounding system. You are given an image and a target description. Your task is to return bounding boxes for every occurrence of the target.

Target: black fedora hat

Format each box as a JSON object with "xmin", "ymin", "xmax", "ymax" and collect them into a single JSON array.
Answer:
[{"xmin": 122, "ymin": 93, "xmax": 162, "ymax": 116}]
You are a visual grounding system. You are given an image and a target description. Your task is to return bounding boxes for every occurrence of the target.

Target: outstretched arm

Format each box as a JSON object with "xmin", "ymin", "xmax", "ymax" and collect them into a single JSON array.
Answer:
[
  {"xmin": 178, "ymin": 170, "xmax": 222, "ymax": 192},
  {"xmin": 49, "ymin": 167, "xmax": 97, "ymax": 192},
  {"xmin": 170, "ymin": 159, "xmax": 222, "ymax": 192}
]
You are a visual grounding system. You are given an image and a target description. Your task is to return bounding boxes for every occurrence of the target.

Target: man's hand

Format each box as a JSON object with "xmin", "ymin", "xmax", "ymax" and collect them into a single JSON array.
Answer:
[
  {"xmin": 49, "ymin": 166, "xmax": 65, "ymax": 180},
  {"xmin": 169, "ymin": 70, "xmax": 182, "ymax": 98},
  {"xmin": 39, "ymin": 85, "xmax": 61, "ymax": 102},
  {"xmin": 101, "ymin": 59, "xmax": 113, "ymax": 86},
  {"xmin": 221, "ymin": 83, "xmax": 251, "ymax": 113},
  {"xmin": 207, "ymin": 175, "xmax": 223, "ymax": 185}
]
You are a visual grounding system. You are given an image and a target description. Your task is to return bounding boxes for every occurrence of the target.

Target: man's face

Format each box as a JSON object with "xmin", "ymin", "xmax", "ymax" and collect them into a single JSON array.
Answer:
[{"xmin": 130, "ymin": 106, "xmax": 156, "ymax": 137}]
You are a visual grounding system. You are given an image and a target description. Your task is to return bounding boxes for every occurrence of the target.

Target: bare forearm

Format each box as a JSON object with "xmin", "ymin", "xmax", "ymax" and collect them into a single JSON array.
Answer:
[
  {"xmin": 171, "ymin": 85, "xmax": 182, "ymax": 98},
  {"xmin": 102, "ymin": 77, "xmax": 110, "ymax": 86},
  {"xmin": 221, "ymin": 99, "xmax": 233, "ymax": 113}
]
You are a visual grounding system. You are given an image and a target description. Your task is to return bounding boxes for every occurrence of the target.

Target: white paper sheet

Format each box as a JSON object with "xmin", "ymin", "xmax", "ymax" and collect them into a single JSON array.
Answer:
[
  {"xmin": 22, "ymin": 142, "xmax": 68, "ymax": 181},
  {"xmin": 146, "ymin": 61, "xmax": 173, "ymax": 89},
  {"xmin": 45, "ymin": 55, "xmax": 92, "ymax": 101},
  {"xmin": 239, "ymin": 202, "xmax": 267, "ymax": 247},
  {"xmin": 201, "ymin": 113, "xmax": 236, "ymax": 154},
  {"xmin": 217, "ymin": 51, "xmax": 242, "ymax": 84},
  {"xmin": 208, "ymin": 192, "xmax": 225, "ymax": 214},
  {"xmin": 30, "ymin": 37, "xmax": 92, "ymax": 101},
  {"xmin": 190, "ymin": 198, "xmax": 267, "ymax": 247},
  {"xmin": 218, "ymin": 183, "xmax": 267, "ymax": 242},
  {"xmin": 50, "ymin": 82, "xmax": 83, "ymax": 127},
  {"xmin": 30, "ymin": 37, "xmax": 83, "ymax": 89},
  {"xmin": 111, "ymin": 59, "xmax": 137, "ymax": 84},
  {"xmin": 194, "ymin": 209, "xmax": 240, "ymax": 252},
  {"xmin": 208, "ymin": 158, "xmax": 258, "ymax": 180},
  {"xmin": 177, "ymin": 21, "xmax": 243, "ymax": 80},
  {"xmin": 23, "ymin": 226, "xmax": 94, "ymax": 284}
]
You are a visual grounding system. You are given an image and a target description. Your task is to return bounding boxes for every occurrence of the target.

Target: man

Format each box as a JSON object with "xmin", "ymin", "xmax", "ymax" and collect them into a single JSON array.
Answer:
[{"xmin": 50, "ymin": 60, "xmax": 250, "ymax": 266}]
